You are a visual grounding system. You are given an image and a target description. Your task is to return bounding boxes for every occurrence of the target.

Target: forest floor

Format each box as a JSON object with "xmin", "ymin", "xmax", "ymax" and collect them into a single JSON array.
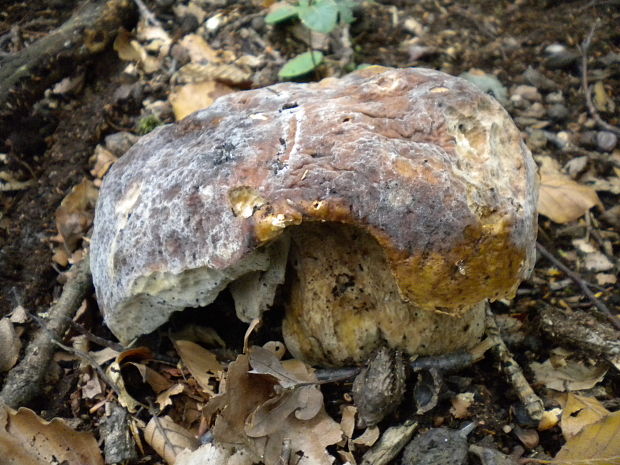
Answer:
[{"xmin": 0, "ymin": 1, "xmax": 619, "ymax": 464}]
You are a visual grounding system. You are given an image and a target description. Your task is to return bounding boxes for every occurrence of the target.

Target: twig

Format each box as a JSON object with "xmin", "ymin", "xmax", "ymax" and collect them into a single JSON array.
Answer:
[
  {"xmin": 536, "ymin": 242, "xmax": 620, "ymax": 330},
  {"xmin": 66, "ymin": 318, "xmax": 125, "ymax": 352},
  {"xmin": 579, "ymin": 20, "xmax": 620, "ymax": 136},
  {"xmin": 0, "ymin": 255, "xmax": 92, "ymax": 408},
  {"xmin": 485, "ymin": 305, "xmax": 544, "ymax": 421},
  {"xmin": 28, "ymin": 311, "xmax": 122, "ymax": 397},
  {"xmin": 314, "ymin": 339, "xmax": 494, "ymax": 383},
  {"xmin": 132, "ymin": 0, "xmax": 163, "ymax": 28}
]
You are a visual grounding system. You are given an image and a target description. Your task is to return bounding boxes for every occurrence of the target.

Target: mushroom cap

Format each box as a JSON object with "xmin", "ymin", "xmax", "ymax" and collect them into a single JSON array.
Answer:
[{"xmin": 91, "ymin": 67, "xmax": 538, "ymax": 347}]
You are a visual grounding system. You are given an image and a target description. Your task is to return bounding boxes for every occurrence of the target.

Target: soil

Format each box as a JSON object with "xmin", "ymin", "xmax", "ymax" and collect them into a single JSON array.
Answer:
[{"xmin": 0, "ymin": 0, "xmax": 619, "ymax": 464}]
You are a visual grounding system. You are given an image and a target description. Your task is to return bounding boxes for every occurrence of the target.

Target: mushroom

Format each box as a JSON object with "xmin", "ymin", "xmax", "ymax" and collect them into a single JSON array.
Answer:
[{"xmin": 91, "ymin": 67, "xmax": 538, "ymax": 366}]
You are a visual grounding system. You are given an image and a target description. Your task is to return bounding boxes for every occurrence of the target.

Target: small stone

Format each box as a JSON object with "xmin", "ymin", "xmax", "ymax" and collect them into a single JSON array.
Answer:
[
  {"xmin": 544, "ymin": 44, "xmax": 580, "ymax": 69},
  {"xmin": 170, "ymin": 43, "xmax": 191, "ymax": 66},
  {"xmin": 556, "ymin": 131, "xmax": 572, "ymax": 147},
  {"xmin": 521, "ymin": 102, "xmax": 545, "ymax": 119},
  {"xmin": 401, "ymin": 428, "xmax": 468, "ymax": 465},
  {"xmin": 564, "ymin": 156, "xmax": 588, "ymax": 178},
  {"xmin": 545, "ymin": 91, "xmax": 564, "ymax": 104},
  {"xmin": 523, "ymin": 66, "xmax": 558, "ymax": 91},
  {"xmin": 104, "ymin": 132, "xmax": 139, "ymax": 157},
  {"xmin": 577, "ymin": 130, "xmax": 598, "ymax": 148},
  {"xmin": 527, "ymin": 129, "xmax": 547, "ymax": 150},
  {"xmin": 596, "ymin": 131, "xmax": 618, "ymax": 152},
  {"xmin": 512, "ymin": 85, "xmax": 542, "ymax": 102},
  {"xmin": 403, "ymin": 17, "xmax": 425, "ymax": 36},
  {"xmin": 547, "ymin": 103, "xmax": 569, "ymax": 121}
]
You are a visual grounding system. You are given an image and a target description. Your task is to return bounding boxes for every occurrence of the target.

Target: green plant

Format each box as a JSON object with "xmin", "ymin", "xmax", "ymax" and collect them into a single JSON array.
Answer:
[
  {"xmin": 137, "ymin": 114, "xmax": 162, "ymax": 135},
  {"xmin": 265, "ymin": 0, "xmax": 356, "ymax": 79}
]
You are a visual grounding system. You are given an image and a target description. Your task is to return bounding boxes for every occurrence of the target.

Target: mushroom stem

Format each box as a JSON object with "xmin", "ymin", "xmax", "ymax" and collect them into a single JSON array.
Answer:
[{"xmin": 282, "ymin": 222, "xmax": 486, "ymax": 366}]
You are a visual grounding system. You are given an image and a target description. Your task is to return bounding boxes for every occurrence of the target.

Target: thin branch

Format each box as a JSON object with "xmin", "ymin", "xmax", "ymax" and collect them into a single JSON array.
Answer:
[
  {"xmin": 0, "ymin": 256, "xmax": 93, "ymax": 408},
  {"xmin": 579, "ymin": 20, "xmax": 620, "ymax": 136},
  {"xmin": 28, "ymin": 311, "xmax": 122, "ymax": 397},
  {"xmin": 536, "ymin": 242, "xmax": 620, "ymax": 330},
  {"xmin": 485, "ymin": 305, "xmax": 544, "ymax": 421}
]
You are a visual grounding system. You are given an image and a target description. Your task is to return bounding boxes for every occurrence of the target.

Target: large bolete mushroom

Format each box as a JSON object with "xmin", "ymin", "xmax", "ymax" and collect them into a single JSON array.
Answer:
[{"xmin": 91, "ymin": 67, "xmax": 538, "ymax": 366}]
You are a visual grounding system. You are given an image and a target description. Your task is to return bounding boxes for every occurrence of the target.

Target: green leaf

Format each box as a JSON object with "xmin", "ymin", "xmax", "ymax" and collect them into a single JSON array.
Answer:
[
  {"xmin": 298, "ymin": 0, "xmax": 338, "ymax": 34},
  {"xmin": 278, "ymin": 51, "xmax": 324, "ymax": 79},
  {"xmin": 265, "ymin": 4, "xmax": 299, "ymax": 24},
  {"xmin": 335, "ymin": 0, "xmax": 356, "ymax": 24}
]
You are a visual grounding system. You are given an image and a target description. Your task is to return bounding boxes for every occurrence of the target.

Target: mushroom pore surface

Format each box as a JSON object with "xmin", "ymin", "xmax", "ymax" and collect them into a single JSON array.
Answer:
[{"xmin": 90, "ymin": 67, "xmax": 538, "ymax": 366}]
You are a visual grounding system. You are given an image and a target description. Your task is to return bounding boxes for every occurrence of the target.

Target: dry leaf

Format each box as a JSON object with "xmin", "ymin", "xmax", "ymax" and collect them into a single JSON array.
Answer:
[
  {"xmin": 245, "ymin": 385, "xmax": 323, "ymax": 437},
  {"xmin": 179, "ymin": 34, "xmax": 220, "ymax": 63},
  {"xmin": 114, "ymin": 28, "xmax": 141, "ymax": 61},
  {"xmin": 55, "ymin": 178, "xmax": 99, "ymax": 252},
  {"xmin": 531, "ymin": 358, "xmax": 608, "ymax": 391},
  {"xmin": 176, "ymin": 62, "xmax": 252, "ymax": 86},
  {"xmin": 248, "ymin": 345, "xmax": 309, "ymax": 389},
  {"xmin": 211, "ymin": 352, "xmax": 341, "ymax": 465},
  {"xmin": 0, "ymin": 317, "xmax": 20, "ymax": 372},
  {"xmin": 128, "ymin": 362, "xmax": 173, "ymax": 394},
  {"xmin": 157, "ymin": 383, "xmax": 185, "ymax": 409},
  {"xmin": 0, "ymin": 171, "xmax": 34, "ymax": 191},
  {"xmin": 113, "ymin": 27, "xmax": 163, "ymax": 73},
  {"xmin": 169, "ymin": 81, "xmax": 235, "ymax": 120},
  {"xmin": 176, "ymin": 442, "xmax": 258, "ymax": 465},
  {"xmin": 144, "ymin": 415, "xmax": 200, "ymax": 465},
  {"xmin": 0, "ymin": 404, "xmax": 104, "ymax": 465},
  {"xmin": 174, "ymin": 340, "xmax": 223, "ymax": 395},
  {"xmin": 106, "ymin": 359, "xmax": 142, "ymax": 412},
  {"xmin": 538, "ymin": 408, "xmax": 562, "ymax": 431},
  {"xmin": 450, "ymin": 392, "xmax": 475, "ymax": 419},
  {"xmin": 211, "ymin": 354, "xmax": 278, "ymax": 445},
  {"xmin": 90, "ymin": 346, "xmax": 119, "ymax": 365},
  {"xmin": 9, "ymin": 305, "xmax": 28, "ymax": 324},
  {"xmin": 81, "ymin": 372, "xmax": 104, "ymax": 399},
  {"xmin": 340, "ymin": 405, "xmax": 357, "ymax": 440},
  {"xmin": 90, "ymin": 145, "xmax": 118, "ymax": 179},
  {"xmin": 537, "ymin": 156, "xmax": 603, "ymax": 223},
  {"xmin": 554, "ymin": 410, "xmax": 620, "ymax": 464},
  {"xmin": 283, "ymin": 413, "xmax": 342, "ymax": 465},
  {"xmin": 559, "ymin": 393, "xmax": 610, "ymax": 440},
  {"xmin": 353, "ymin": 426, "xmax": 380, "ymax": 447}
]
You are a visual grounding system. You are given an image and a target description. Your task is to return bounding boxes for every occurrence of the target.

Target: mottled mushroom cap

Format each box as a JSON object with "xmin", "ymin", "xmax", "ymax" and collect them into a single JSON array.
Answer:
[{"xmin": 91, "ymin": 67, "xmax": 538, "ymax": 346}]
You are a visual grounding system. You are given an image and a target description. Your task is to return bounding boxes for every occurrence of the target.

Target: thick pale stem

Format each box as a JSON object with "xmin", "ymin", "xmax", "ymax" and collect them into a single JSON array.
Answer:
[{"xmin": 282, "ymin": 222, "xmax": 486, "ymax": 366}]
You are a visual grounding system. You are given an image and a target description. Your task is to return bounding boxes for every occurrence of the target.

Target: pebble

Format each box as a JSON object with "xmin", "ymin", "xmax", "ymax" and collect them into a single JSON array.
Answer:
[
  {"xmin": 545, "ymin": 91, "xmax": 564, "ymax": 104},
  {"xmin": 403, "ymin": 17, "xmax": 425, "ymax": 36},
  {"xmin": 170, "ymin": 43, "xmax": 191, "ymax": 66},
  {"xmin": 521, "ymin": 102, "xmax": 546, "ymax": 119},
  {"xmin": 105, "ymin": 132, "xmax": 139, "ymax": 157},
  {"xmin": 564, "ymin": 156, "xmax": 588, "ymax": 178},
  {"xmin": 523, "ymin": 66, "xmax": 558, "ymax": 91},
  {"xmin": 577, "ymin": 130, "xmax": 598, "ymax": 148},
  {"xmin": 547, "ymin": 103, "xmax": 569, "ymax": 121},
  {"xmin": 512, "ymin": 85, "xmax": 542, "ymax": 102},
  {"xmin": 544, "ymin": 43, "xmax": 580, "ymax": 69},
  {"xmin": 597, "ymin": 131, "xmax": 618, "ymax": 152},
  {"xmin": 527, "ymin": 129, "xmax": 548, "ymax": 150}
]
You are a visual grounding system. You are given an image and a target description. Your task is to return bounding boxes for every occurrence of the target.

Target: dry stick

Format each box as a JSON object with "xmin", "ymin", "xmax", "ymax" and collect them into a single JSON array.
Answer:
[
  {"xmin": 27, "ymin": 311, "xmax": 122, "ymax": 398},
  {"xmin": 485, "ymin": 305, "xmax": 544, "ymax": 422},
  {"xmin": 314, "ymin": 339, "xmax": 494, "ymax": 383},
  {"xmin": 0, "ymin": 256, "xmax": 92, "ymax": 408},
  {"xmin": 579, "ymin": 20, "xmax": 620, "ymax": 137},
  {"xmin": 536, "ymin": 242, "xmax": 620, "ymax": 331}
]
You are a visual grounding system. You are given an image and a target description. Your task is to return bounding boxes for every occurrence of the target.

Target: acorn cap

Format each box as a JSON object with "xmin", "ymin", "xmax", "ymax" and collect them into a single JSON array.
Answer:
[{"xmin": 91, "ymin": 67, "xmax": 538, "ymax": 356}]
